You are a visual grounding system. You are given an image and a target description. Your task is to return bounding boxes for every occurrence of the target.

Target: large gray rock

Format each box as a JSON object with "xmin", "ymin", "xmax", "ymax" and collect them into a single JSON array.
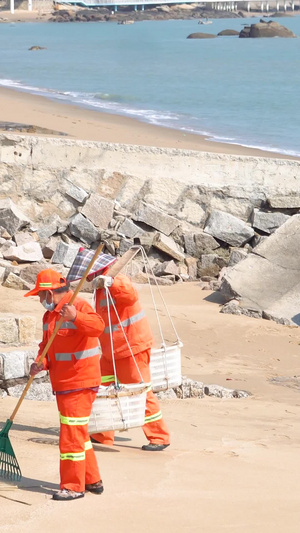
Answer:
[
  {"xmin": 51, "ymin": 241, "xmax": 81, "ymax": 268},
  {"xmin": 2, "ymin": 272, "xmax": 31, "ymax": 290},
  {"xmin": 7, "ymin": 382, "xmax": 55, "ymax": 401},
  {"xmin": 65, "ymin": 183, "xmax": 88, "ymax": 204},
  {"xmin": 117, "ymin": 218, "xmax": 145, "ymax": 239},
  {"xmin": 152, "ymin": 260, "xmax": 179, "ymax": 278},
  {"xmin": 18, "ymin": 262, "xmax": 49, "ymax": 284},
  {"xmin": 3, "ymin": 241, "xmax": 43, "ymax": 262},
  {"xmin": 184, "ymin": 231, "xmax": 219, "ymax": 258},
  {"xmin": 37, "ymin": 214, "xmax": 61, "ymax": 242},
  {"xmin": 14, "ymin": 232, "xmax": 37, "ymax": 246},
  {"xmin": 0, "ymin": 349, "xmax": 27, "ymax": 380},
  {"xmin": 0, "ymin": 198, "xmax": 30, "ymax": 235},
  {"xmin": 218, "ymin": 29, "xmax": 239, "ymax": 36},
  {"xmin": 204, "ymin": 209, "xmax": 254, "ymax": 246},
  {"xmin": 152, "ymin": 232, "xmax": 185, "ymax": 261},
  {"xmin": 228, "ymin": 248, "xmax": 248, "ymax": 267},
  {"xmin": 220, "ymin": 215, "xmax": 300, "ymax": 325},
  {"xmin": 187, "ymin": 32, "xmax": 216, "ymax": 39},
  {"xmin": 69, "ymin": 213, "xmax": 100, "ymax": 244},
  {"xmin": 267, "ymin": 196, "xmax": 300, "ymax": 209},
  {"xmin": 0, "ymin": 315, "xmax": 18, "ymax": 344},
  {"xmin": 81, "ymin": 194, "xmax": 114, "ymax": 229},
  {"xmin": 239, "ymin": 21, "xmax": 296, "ymax": 38},
  {"xmin": 133, "ymin": 202, "xmax": 180, "ymax": 236},
  {"xmin": 252, "ymin": 210, "xmax": 290, "ymax": 234}
]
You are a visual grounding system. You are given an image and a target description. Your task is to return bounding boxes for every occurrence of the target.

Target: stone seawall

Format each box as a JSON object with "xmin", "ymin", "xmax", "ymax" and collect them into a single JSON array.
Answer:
[{"xmin": 1, "ymin": 134, "xmax": 299, "ymax": 226}]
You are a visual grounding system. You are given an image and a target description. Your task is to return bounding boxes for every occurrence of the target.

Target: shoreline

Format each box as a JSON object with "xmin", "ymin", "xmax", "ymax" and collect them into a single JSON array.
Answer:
[{"xmin": 0, "ymin": 85, "xmax": 299, "ymax": 160}]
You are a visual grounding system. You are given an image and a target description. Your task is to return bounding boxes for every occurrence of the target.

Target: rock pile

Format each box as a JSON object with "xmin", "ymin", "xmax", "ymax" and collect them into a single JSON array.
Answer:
[
  {"xmin": 220, "ymin": 215, "xmax": 300, "ymax": 325},
  {"xmin": 1, "ymin": 192, "xmax": 300, "ymax": 294}
]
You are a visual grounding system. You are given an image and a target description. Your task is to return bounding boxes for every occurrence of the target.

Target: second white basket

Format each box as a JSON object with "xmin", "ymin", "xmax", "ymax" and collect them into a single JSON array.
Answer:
[
  {"xmin": 88, "ymin": 382, "xmax": 149, "ymax": 434},
  {"xmin": 150, "ymin": 342, "xmax": 182, "ymax": 393}
]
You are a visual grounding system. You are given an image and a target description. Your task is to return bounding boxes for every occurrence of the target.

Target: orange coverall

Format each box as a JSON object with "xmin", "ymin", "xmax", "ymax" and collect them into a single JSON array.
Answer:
[
  {"xmin": 37, "ymin": 291, "xmax": 104, "ymax": 492},
  {"xmin": 91, "ymin": 273, "xmax": 170, "ymax": 446}
]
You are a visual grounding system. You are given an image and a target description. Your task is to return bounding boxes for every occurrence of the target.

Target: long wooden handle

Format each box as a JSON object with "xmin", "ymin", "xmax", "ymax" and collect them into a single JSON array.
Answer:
[
  {"xmin": 9, "ymin": 242, "xmax": 104, "ymax": 422},
  {"xmin": 107, "ymin": 245, "xmax": 142, "ymax": 277}
]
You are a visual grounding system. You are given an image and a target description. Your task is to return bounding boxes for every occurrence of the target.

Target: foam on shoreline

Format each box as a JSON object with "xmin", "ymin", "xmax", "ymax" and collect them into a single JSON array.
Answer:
[{"xmin": 0, "ymin": 85, "xmax": 299, "ymax": 161}]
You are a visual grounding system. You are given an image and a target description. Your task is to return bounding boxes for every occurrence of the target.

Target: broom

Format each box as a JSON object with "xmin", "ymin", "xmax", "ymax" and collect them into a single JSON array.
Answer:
[{"xmin": 0, "ymin": 242, "xmax": 105, "ymax": 482}]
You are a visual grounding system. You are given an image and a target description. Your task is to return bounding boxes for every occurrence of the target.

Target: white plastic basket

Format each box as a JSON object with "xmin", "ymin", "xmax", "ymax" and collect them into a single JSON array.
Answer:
[
  {"xmin": 88, "ymin": 382, "xmax": 149, "ymax": 433},
  {"xmin": 150, "ymin": 342, "xmax": 182, "ymax": 393}
]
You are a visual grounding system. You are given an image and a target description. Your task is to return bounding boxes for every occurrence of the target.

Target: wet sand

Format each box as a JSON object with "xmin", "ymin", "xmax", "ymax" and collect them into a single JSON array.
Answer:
[{"xmin": 0, "ymin": 86, "xmax": 298, "ymax": 160}]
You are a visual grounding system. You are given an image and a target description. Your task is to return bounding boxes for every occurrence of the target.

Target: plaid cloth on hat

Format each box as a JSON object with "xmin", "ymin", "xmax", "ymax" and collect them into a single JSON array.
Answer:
[{"xmin": 67, "ymin": 248, "xmax": 117, "ymax": 282}]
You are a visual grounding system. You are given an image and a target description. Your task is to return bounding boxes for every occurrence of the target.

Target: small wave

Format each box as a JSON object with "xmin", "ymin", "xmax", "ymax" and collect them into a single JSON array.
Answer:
[
  {"xmin": 0, "ymin": 77, "xmax": 298, "ymax": 158},
  {"xmin": 93, "ymin": 92, "xmax": 129, "ymax": 103}
]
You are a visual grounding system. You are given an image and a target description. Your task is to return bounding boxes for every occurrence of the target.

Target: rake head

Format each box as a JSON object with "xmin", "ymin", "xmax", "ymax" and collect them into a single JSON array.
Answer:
[{"xmin": 0, "ymin": 419, "xmax": 22, "ymax": 482}]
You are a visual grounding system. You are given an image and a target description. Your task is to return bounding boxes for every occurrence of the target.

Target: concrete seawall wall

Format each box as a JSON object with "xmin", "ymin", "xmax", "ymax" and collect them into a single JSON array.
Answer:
[{"xmin": 0, "ymin": 134, "xmax": 299, "ymax": 225}]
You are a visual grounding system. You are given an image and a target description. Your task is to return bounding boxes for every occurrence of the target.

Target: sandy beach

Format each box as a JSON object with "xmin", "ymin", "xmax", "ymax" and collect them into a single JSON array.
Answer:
[
  {"xmin": 0, "ymin": 283, "xmax": 300, "ymax": 532},
  {"xmin": 0, "ymin": 86, "xmax": 299, "ymax": 160}
]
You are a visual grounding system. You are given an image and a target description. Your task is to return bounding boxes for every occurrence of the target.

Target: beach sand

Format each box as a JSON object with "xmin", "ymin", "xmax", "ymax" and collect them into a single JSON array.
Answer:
[
  {"xmin": 0, "ymin": 283, "xmax": 299, "ymax": 532},
  {"xmin": 0, "ymin": 86, "xmax": 298, "ymax": 160}
]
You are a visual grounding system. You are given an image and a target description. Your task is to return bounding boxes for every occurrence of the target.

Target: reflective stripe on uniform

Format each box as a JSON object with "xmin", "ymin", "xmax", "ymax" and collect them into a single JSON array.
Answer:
[
  {"xmin": 39, "ymin": 282, "xmax": 52, "ymax": 287},
  {"xmin": 101, "ymin": 375, "xmax": 116, "ymax": 384},
  {"xmin": 144, "ymin": 411, "xmax": 162, "ymax": 424},
  {"xmin": 146, "ymin": 385, "xmax": 152, "ymax": 393},
  {"xmin": 85, "ymin": 440, "xmax": 93, "ymax": 451},
  {"xmin": 60, "ymin": 451, "xmax": 85, "ymax": 462},
  {"xmin": 59, "ymin": 413, "xmax": 90, "ymax": 426},
  {"xmin": 104, "ymin": 310, "xmax": 146, "ymax": 334},
  {"xmin": 57, "ymin": 321, "xmax": 77, "ymax": 330},
  {"xmin": 104, "ymin": 324, "xmax": 119, "ymax": 334},
  {"xmin": 55, "ymin": 346, "xmax": 100, "ymax": 361},
  {"xmin": 43, "ymin": 321, "xmax": 77, "ymax": 333}
]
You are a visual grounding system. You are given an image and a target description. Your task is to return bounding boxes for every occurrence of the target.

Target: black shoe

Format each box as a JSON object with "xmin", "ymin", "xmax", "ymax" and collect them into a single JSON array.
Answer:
[
  {"xmin": 90, "ymin": 437, "xmax": 101, "ymax": 444},
  {"xmin": 52, "ymin": 489, "xmax": 85, "ymax": 501},
  {"xmin": 85, "ymin": 480, "xmax": 104, "ymax": 495},
  {"xmin": 141, "ymin": 443, "xmax": 170, "ymax": 451}
]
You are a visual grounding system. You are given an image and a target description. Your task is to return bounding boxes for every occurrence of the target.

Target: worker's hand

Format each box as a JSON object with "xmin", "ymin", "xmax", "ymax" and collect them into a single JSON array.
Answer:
[
  {"xmin": 92, "ymin": 275, "xmax": 114, "ymax": 290},
  {"xmin": 30, "ymin": 362, "xmax": 44, "ymax": 376},
  {"xmin": 60, "ymin": 304, "xmax": 77, "ymax": 322}
]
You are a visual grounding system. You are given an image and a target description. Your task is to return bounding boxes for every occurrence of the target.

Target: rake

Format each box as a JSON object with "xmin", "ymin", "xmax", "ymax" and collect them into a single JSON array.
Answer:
[{"xmin": 0, "ymin": 242, "xmax": 105, "ymax": 483}]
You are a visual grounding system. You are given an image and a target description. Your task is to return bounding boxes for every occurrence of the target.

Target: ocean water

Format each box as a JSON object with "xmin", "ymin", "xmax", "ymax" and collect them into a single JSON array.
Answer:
[{"xmin": 0, "ymin": 16, "xmax": 300, "ymax": 156}]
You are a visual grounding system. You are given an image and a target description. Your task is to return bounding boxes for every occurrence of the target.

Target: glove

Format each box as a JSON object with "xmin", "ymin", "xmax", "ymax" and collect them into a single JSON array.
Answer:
[
  {"xmin": 30, "ymin": 362, "xmax": 44, "ymax": 376},
  {"xmin": 92, "ymin": 275, "xmax": 114, "ymax": 290}
]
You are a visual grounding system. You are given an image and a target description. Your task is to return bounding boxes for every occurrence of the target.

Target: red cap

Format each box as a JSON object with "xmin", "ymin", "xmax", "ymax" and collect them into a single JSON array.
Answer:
[{"xmin": 24, "ymin": 269, "xmax": 67, "ymax": 297}]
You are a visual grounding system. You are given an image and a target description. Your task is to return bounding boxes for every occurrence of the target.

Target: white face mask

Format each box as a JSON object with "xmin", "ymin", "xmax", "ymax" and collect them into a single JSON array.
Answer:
[
  {"xmin": 42, "ymin": 300, "xmax": 55, "ymax": 311},
  {"xmin": 41, "ymin": 293, "xmax": 55, "ymax": 311}
]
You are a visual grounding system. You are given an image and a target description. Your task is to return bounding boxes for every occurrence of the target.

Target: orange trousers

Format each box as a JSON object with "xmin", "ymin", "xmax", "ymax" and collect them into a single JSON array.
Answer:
[
  {"xmin": 56, "ymin": 389, "xmax": 101, "ymax": 492},
  {"xmin": 91, "ymin": 349, "xmax": 170, "ymax": 446}
]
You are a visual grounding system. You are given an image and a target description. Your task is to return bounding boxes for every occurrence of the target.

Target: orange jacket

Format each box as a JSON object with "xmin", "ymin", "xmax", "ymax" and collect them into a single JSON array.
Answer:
[
  {"xmin": 37, "ymin": 291, "xmax": 104, "ymax": 392},
  {"xmin": 95, "ymin": 273, "xmax": 154, "ymax": 361}
]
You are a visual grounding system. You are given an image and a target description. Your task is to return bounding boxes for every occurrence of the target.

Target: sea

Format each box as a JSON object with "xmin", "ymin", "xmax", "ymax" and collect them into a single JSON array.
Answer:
[{"xmin": 0, "ymin": 15, "xmax": 300, "ymax": 156}]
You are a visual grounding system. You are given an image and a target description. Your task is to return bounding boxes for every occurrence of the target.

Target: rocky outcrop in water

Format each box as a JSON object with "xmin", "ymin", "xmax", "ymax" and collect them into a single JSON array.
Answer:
[
  {"xmin": 187, "ymin": 32, "xmax": 216, "ymax": 39},
  {"xmin": 239, "ymin": 20, "xmax": 297, "ymax": 38}
]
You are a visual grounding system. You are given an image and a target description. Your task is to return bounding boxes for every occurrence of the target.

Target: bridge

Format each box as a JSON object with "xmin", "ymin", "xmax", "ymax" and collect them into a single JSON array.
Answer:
[
  {"xmin": 8, "ymin": 0, "xmax": 300, "ymax": 15},
  {"xmin": 53, "ymin": 0, "xmax": 299, "ymax": 10}
]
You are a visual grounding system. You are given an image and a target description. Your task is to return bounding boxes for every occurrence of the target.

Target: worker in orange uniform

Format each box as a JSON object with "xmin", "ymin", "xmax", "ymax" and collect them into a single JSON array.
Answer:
[
  {"xmin": 67, "ymin": 249, "xmax": 170, "ymax": 452},
  {"xmin": 25, "ymin": 269, "xmax": 105, "ymax": 501}
]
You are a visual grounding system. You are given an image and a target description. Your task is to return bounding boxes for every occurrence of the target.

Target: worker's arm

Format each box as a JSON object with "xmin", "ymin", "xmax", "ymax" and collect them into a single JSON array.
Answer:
[
  {"xmin": 72, "ymin": 300, "xmax": 105, "ymax": 337},
  {"xmin": 30, "ymin": 322, "xmax": 50, "ymax": 375}
]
